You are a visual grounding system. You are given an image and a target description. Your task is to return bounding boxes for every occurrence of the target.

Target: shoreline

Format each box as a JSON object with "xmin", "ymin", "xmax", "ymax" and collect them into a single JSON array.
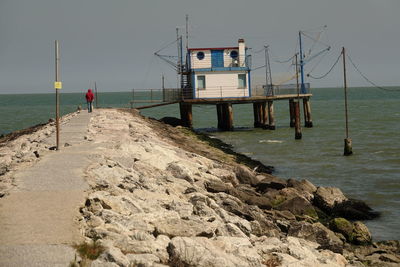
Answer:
[{"xmin": 0, "ymin": 109, "xmax": 399, "ymax": 266}]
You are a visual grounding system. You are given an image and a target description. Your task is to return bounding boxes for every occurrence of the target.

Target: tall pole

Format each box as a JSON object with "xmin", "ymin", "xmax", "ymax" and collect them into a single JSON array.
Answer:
[
  {"xmin": 55, "ymin": 40, "xmax": 60, "ymax": 150},
  {"xmin": 264, "ymin": 45, "xmax": 273, "ymax": 96},
  {"xmin": 294, "ymin": 53, "xmax": 302, "ymax": 139},
  {"xmin": 162, "ymin": 74, "xmax": 165, "ymax": 102},
  {"xmin": 185, "ymin": 14, "xmax": 189, "ymax": 68},
  {"xmin": 342, "ymin": 47, "xmax": 352, "ymax": 156},
  {"xmin": 176, "ymin": 28, "xmax": 180, "ymax": 89},
  {"xmin": 299, "ymin": 31, "xmax": 306, "ymax": 94},
  {"xmin": 94, "ymin": 81, "xmax": 98, "ymax": 108}
]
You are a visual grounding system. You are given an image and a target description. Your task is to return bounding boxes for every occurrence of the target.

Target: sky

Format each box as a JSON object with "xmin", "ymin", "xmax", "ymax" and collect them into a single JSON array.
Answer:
[{"xmin": 0, "ymin": 0, "xmax": 399, "ymax": 93}]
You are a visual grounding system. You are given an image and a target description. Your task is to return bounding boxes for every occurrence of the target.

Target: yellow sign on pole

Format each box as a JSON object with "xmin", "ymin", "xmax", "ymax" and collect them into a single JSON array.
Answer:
[{"xmin": 54, "ymin": 81, "xmax": 62, "ymax": 89}]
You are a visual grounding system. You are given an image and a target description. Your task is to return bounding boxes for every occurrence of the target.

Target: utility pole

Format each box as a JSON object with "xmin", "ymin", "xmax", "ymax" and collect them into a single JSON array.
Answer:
[
  {"xmin": 54, "ymin": 40, "xmax": 61, "ymax": 150},
  {"xmin": 342, "ymin": 47, "xmax": 352, "ymax": 156},
  {"xmin": 94, "ymin": 81, "xmax": 98, "ymax": 108}
]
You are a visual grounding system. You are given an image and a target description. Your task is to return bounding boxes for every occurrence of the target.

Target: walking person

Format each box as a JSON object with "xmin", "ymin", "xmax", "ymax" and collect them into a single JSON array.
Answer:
[{"xmin": 85, "ymin": 89, "xmax": 94, "ymax": 113}]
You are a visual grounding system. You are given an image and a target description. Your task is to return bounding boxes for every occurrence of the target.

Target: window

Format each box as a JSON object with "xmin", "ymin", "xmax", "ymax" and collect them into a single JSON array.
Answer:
[
  {"xmin": 230, "ymin": 50, "xmax": 238, "ymax": 59},
  {"xmin": 197, "ymin": 51, "xmax": 205, "ymax": 60},
  {"xmin": 197, "ymin": 75, "xmax": 206, "ymax": 90},
  {"xmin": 238, "ymin": 74, "xmax": 246, "ymax": 89}
]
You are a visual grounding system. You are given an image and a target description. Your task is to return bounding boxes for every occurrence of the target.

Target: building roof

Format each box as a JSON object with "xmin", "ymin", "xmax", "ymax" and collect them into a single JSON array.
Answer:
[{"xmin": 188, "ymin": 46, "xmax": 239, "ymax": 51}]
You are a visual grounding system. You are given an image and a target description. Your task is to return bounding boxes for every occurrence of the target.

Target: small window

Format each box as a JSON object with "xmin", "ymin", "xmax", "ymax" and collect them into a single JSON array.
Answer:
[
  {"xmin": 197, "ymin": 51, "xmax": 205, "ymax": 60},
  {"xmin": 238, "ymin": 74, "xmax": 246, "ymax": 89},
  {"xmin": 197, "ymin": 75, "xmax": 206, "ymax": 90},
  {"xmin": 230, "ymin": 50, "xmax": 238, "ymax": 59}
]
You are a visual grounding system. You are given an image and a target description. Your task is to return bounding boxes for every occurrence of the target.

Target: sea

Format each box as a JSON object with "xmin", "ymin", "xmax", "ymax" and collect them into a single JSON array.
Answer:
[{"xmin": 0, "ymin": 87, "xmax": 399, "ymax": 241}]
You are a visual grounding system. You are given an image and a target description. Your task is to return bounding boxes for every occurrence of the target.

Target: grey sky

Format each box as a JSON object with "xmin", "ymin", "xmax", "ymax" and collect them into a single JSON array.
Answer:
[{"xmin": 0, "ymin": 0, "xmax": 399, "ymax": 93}]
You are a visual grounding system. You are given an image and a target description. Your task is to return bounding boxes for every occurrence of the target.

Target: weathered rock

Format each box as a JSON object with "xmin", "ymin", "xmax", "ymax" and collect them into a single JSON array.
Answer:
[
  {"xmin": 329, "ymin": 217, "xmax": 354, "ymax": 242},
  {"xmin": 352, "ymin": 221, "xmax": 372, "ymax": 245},
  {"xmin": 276, "ymin": 196, "xmax": 318, "ymax": 219},
  {"xmin": 167, "ymin": 237, "xmax": 249, "ymax": 266},
  {"xmin": 314, "ymin": 186, "xmax": 348, "ymax": 212},
  {"xmin": 288, "ymin": 221, "xmax": 343, "ymax": 253},
  {"xmin": 255, "ymin": 174, "xmax": 287, "ymax": 192},
  {"xmin": 126, "ymin": 253, "xmax": 161, "ymax": 266},
  {"xmin": 98, "ymin": 246, "xmax": 130, "ymax": 267},
  {"xmin": 234, "ymin": 165, "xmax": 260, "ymax": 186},
  {"xmin": 153, "ymin": 218, "xmax": 217, "ymax": 238}
]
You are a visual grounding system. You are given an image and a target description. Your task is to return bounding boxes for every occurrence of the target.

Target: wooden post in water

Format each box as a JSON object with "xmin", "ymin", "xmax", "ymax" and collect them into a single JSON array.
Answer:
[
  {"xmin": 294, "ymin": 101, "xmax": 302, "ymax": 139},
  {"xmin": 216, "ymin": 104, "xmax": 223, "ymax": 130},
  {"xmin": 294, "ymin": 53, "xmax": 302, "ymax": 139},
  {"xmin": 342, "ymin": 47, "xmax": 352, "ymax": 156},
  {"xmin": 303, "ymin": 97, "xmax": 313, "ymax": 127},
  {"xmin": 179, "ymin": 102, "xmax": 192, "ymax": 128},
  {"xmin": 162, "ymin": 74, "xmax": 165, "ymax": 102},
  {"xmin": 261, "ymin": 101, "xmax": 269, "ymax": 129},
  {"xmin": 253, "ymin": 103, "xmax": 262, "ymax": 128},
  {"xmin": 289, "ymin": 99, "xmax": 295, "ymax": 127},
  {"xmin": 267, "ymin": 101, "xmax": 275, "ymax": 130},
  {"xmin": 55, "ymin": 40, "xmax": 60, "ymax": 150}
]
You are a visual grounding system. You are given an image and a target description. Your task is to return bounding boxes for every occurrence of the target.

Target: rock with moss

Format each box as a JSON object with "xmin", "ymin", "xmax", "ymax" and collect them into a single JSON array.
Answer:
[
  {"xmin": 330, "ymin": 217, "xmax": 354, "ymax": 242},
  {"xmin": 352, "ymin": 221, "xmax": 372, "ymax": 245}
]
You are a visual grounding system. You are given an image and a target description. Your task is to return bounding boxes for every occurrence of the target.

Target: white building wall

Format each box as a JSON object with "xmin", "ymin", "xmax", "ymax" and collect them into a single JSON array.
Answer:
[
  {"xmin": 193, "ymin": 71, "xmax": 249, "ymax": 98},
  {"xmin": 190, "ymin": 50, "xmax": 211, "ymax": 69}
]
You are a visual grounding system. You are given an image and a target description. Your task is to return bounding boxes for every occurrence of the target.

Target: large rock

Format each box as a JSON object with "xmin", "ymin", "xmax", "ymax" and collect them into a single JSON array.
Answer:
[
  {"xmin": 329, "ymin": 217, "xmax": 354, "ymax": 242},
  {"xmin": 167, "ymin": 237, "xmax": 251, "ymax": 266},
  {"xmin": 255, "ymin": 174, "xmax": 287, "ymax": 192},
  {"xmin": 276, "ymin": 196, "xmax": 318, "ymax": 220},
  {"xmin": 234, "ymin": 165, "xmax": 261, "ymax": 186},
  {"xmin": 153, "ymin": 218, "xmax": 217, "ymax": 238},
  {"xmin": 333, "ymin": 199, "xmax": 380, "ymax": 220},
  {"xmin": 288, "ymin": 221, "xmax": 343, "ymax": 253},
  {"xmin": 352, "ymin": 221, "xmax": 372, "ymax": 245},
  {"xmin": 314, "ymin": 187, "xmax": 348, "ymax": 212}
]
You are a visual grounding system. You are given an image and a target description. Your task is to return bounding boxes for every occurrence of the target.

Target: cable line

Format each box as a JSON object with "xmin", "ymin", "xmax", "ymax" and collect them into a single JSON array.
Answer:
[
  {"xmin": 347, "ymin": 54, "xmax": 400, "ymax": 92},
  {"xmin": 307, "ymin": 51, "xmax": 342, "ymax": 79}
]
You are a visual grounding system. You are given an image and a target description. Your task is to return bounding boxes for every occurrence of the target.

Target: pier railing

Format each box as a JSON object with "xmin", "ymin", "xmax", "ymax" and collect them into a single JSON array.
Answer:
[{"xmin": 130, "ymin": 83, "xmax": 311, "ymax": 107}]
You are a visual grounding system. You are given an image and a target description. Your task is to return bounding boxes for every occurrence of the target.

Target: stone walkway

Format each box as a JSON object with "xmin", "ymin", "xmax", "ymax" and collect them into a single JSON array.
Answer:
[{"xmin": 0, "ymin": 111, "xmax": 92, "ymax": 266}]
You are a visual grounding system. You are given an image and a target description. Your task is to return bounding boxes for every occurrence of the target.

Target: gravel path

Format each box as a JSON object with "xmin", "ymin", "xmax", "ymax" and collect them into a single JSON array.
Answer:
[{"xmin": 0, "ymin": 111, "xmax": 92, "ymax": 266}]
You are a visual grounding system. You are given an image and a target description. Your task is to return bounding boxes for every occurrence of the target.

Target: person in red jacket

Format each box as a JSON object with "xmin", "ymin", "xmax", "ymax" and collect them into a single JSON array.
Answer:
[{"xmin": 85, "ymin": 89, "xmax": 94, "ymax": 113}]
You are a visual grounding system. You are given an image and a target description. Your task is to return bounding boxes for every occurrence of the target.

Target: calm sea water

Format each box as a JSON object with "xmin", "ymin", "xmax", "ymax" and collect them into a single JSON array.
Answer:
[{"xmin": 0, "ymin": 87, "xmax": 399, "ymax": 240}]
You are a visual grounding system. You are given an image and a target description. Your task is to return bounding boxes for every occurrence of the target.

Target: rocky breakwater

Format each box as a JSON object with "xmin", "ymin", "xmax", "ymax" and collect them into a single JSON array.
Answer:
[
  {"xmin": 0, "ymin": 112, "xmax": 79, "ymax": 197},
  {"xmin": 77, "ymin": 109, "xmax": 399, "ymax": 267}
]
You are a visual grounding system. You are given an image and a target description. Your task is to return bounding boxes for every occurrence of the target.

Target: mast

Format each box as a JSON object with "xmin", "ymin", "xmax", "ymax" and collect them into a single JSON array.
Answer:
[{"xmin": 299, "ymin": 31, "xmax": 306, "ymax": 94}]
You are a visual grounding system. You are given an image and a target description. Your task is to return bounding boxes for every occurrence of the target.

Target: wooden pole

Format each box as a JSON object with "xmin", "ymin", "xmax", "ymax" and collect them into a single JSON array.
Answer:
[
  {"xmin": 162, "ymin": 74, "xmax": 165, "ymax": 102},
  {"xmin": 342, "ymin": 47, "xmax": 352, "ymax": 156},
  {"xmin": 216, "ymin": 104, "xmax": 223, "ymax": 130},
  {"xmin": 94, "ymin": 81, "xmax": 98, "ymax": 108},
  {"xmin": 267, "ymin": 101, "xmax": 275, "ymax": 130},
  {"xmin": 55, "ymin": 40, "xmax": 60, "ymax": 150},
  {"xmin": 294, "ymin": 53, "xmax": 302, "ymax": 139},
  {"xmin": 261, "ymin": 101, "xmax": 269, "ymax": 129},
  {"xmin": 253, "ymin": 103, "xmax": 261, "ymax": 128},
  {"xmin": 294, "ymin": 101, "xmax": 302, "ymax": 139},
  {"xmin": 303, "ymin": 97, "xmax": 313, "ymax": 127},
  {"xmin": 179, "ymin": 103, "xmax": 192, "ymax": 128},
  {"xmin": 289, "ymin": 99, "xmax": 295, "ymax": 127}
]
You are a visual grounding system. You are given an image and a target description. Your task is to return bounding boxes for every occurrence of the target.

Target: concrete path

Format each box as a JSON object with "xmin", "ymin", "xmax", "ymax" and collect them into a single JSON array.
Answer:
[{"xmin": 0, "ymin": 111, "xmax": 92, "ymax": 266}]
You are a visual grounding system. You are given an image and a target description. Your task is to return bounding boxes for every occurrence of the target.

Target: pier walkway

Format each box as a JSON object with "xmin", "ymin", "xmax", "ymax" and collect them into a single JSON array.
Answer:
[{"xmin": 0, "ymin": 112, "xmax": 92, "ymax": 266}]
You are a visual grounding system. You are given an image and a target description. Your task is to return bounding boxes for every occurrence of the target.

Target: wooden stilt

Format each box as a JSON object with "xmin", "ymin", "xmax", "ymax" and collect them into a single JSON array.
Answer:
[
  {"xmin": 179, "ymin": 102, "xmax": 192, "ymax": 128},
  {"xmin": 253, "ymin": 103, "xmax": 261, "ymax": 128},
  {"xmin": 220, "ymin": 103, "xmax": 233, "ymax": 131},
  {"xmin": 303, "ymin": 97, "xmax": 313, "ymax": 127},
  {"xmin": 344, "ymin": 138, "xmax": 353, "ymax": 156},
  {"xmin": 216, "ymin": 104, "xmax": 223, "ymax": 130},
  {"xmin": 267, "ymin": 101, "xmax": 275, "ymax": 130},
  {"xmin": 289, "ymin": 99, "xmax": 295, "ymax": 128},
  {"xmin": 294, "ymin": 101, "xmax": 302, "ymax": 139},
  {"xmin": 261, "ymin": 102, "xmax": 269, "ymax": 129}
]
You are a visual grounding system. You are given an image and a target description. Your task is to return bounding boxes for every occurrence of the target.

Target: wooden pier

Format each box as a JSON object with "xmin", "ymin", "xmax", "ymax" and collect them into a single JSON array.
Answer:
[{"xmin": 179, "ymin": 94, "xmax": 313, "ymax": 131}]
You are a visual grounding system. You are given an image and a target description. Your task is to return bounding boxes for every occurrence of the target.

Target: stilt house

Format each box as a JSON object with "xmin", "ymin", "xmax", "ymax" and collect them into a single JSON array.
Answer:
[{"xmin": 188, "ymin": 39, "xmax": 251, "ymax": 99}]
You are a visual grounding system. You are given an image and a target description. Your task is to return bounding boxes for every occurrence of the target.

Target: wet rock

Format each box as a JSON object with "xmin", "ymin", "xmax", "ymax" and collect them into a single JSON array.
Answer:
[
  {"xmin": 333, "ymin": 198, "xmax": 380, "ymax": 220},
  {"xmin": 314, "ymin": 186, "xmax": 348, "ymax": 212},
  {"xmin": 159, "ymin": 117, "xmax": 183, "ymax": 127}
]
